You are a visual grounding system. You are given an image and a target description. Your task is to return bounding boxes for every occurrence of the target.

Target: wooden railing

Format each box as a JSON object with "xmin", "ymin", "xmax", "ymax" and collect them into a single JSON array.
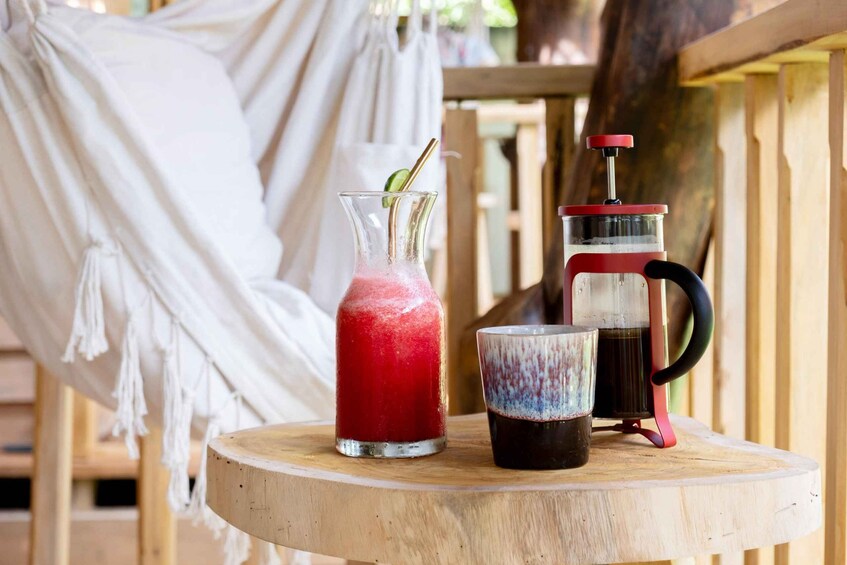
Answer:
[
  {"xmin": 678, "ymin": 1, "xmax": 847, "ymax": 563},
  {"xmin": 441, "ymin": 64, "xmax": 594, "ymax": 415}
]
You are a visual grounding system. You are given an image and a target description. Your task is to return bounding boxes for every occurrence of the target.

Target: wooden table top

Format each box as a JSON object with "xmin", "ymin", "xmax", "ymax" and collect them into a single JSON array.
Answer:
[{"xmin": 207, "ymin": 414, "xmax": 820, "ymax": 565}]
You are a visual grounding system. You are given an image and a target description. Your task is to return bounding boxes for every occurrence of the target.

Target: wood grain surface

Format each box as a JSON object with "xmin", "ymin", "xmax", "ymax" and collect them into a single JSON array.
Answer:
[{"xmin": 207, "ymin": 415, "xmax": 820, "ymax": 565}]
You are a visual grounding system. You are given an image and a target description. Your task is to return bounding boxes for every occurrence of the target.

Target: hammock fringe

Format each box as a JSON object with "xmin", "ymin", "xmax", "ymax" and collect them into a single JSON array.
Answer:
[
  {"xmin": 162, "ymin": 319, "xmax": 193, "ymax": 510},
  {"xmin": 63, "ymin": 241, "xmax": 112, "ymax": 363},
  {"xmin": 111, "ymin": 314, "xmax": 148, "ymax": 459},
  {"xmin": 188, "ymin": 418, "xmax": 224, "ymax": 531},
  {"xmin": 223, "ymin": 524, "xmax": 251, "ymax": 565}
]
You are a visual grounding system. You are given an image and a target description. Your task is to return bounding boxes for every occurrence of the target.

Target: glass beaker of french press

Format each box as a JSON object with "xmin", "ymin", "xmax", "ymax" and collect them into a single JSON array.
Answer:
[{"xmin": 559, "ymin": 134, "xmax": 714, "ymax": 448}]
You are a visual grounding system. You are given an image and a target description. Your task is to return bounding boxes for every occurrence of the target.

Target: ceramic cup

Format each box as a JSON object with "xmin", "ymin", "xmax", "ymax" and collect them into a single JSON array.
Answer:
[{"xmin": 476, "ymin": 325, "xmax": 598, "ymax": 470}]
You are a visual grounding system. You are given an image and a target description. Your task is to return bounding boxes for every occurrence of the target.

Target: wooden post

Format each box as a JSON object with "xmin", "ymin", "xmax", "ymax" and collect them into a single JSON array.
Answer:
[
  {"xmin": 744, "ymin": 73, "xmax": 779, "ymax": 565},
  {"xmin": 713, "ymin": 82, "xmax": 747, "ymax": 442},
  {"xmin": 543, "ymin": 97, "xmax": 576, "ymax": 253},
  {"xmin": 826, "ymin": 48, "xmax": 847, "ymax": 565},
  {"xmin": 139, "ymin": 428, "xmax": 176, "ymax": 565},
  {"xmin": 72, "ymin": 392, "xmax": 97, "ymax": 459},
  {"xmin": 775, "ymin": 62, "xmax": 830, "ymax": 565},
  {"xmin": 29, "ymin": 366, "xmax": 73, "ymax": 565},
  {"xmin": 516, "ymin": 122, "xmax": 544, "ymax": 288},
  {"xmin": 445, "ymin": 107, "xmax": 480, "ymax": 415},
  {"xmin": 71, "ymin": 392, "xmax": 98, "ymax": 509}
]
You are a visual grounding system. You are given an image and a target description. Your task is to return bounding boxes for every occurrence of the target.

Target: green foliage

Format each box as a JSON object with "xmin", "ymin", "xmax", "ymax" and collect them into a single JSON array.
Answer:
[{"xmin": 397, "ymin": 0, "xmax": 517, "ymax": 28}]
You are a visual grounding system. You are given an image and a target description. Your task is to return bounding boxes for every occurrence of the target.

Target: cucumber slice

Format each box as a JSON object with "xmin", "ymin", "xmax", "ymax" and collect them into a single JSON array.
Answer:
[{"xmin": 382, "ymin": 168, "xmax": 410, "ymax": 208}]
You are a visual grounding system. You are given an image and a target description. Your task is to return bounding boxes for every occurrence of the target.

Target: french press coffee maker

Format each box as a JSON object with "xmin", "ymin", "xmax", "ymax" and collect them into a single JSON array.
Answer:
[{"xmin": 560, "ymin": 134, "xmax": 714, "ymax": 448}]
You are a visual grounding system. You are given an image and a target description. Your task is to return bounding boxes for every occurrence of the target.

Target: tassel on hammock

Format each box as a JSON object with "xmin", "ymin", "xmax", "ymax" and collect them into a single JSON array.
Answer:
[
  {"xmin": 111, "ymin": 314, "xmax": 148, "ymax": 459},
  {"xmin": 257, "ymin": 540, "xmax": 282, "ymax": 565},
  {"xmin": 63, "ymin": 241, "xmax": 112, "ymax": 363},
  {"xmin": 188, "ymin": 418, "xmax": 224, "ymax": 532},
  {"xmin": 223, "ymin": 524, "xmax": 252, "ymax": 565},
  {"xmin": 161, "ymin": 320, "xmax": 193, "ymax": 511}
]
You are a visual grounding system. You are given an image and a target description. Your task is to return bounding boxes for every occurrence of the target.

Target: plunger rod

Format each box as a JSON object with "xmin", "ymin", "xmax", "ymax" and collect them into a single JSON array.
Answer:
[{"xmin": 606, "ymin": 155, "xmax": 616, "ymax": 202}]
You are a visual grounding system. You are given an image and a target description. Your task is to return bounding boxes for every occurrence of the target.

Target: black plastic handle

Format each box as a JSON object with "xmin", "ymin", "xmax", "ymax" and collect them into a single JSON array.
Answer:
[{"xmin": 644, "ymin": 259, "xmax": 714, "ymax": 386}]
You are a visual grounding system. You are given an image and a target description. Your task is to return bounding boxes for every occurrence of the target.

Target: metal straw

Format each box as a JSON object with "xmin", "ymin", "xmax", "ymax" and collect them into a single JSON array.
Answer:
[{"xmin": 388, "ymin": 138, "xmax": 440, "ymax": 260}]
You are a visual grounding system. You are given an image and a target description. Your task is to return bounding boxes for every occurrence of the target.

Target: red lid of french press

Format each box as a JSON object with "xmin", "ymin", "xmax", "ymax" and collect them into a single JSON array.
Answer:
[
  {"xmin": 558, "ymin": 204, "xmax": 668, "ymax": 216},
  {"xmin": 586, "ymin": 134, "xmax": 634, "ymax": 149}
]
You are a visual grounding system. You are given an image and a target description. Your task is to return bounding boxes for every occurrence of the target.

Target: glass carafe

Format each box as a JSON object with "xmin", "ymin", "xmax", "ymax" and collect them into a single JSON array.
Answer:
[{"xmin": 336, "ymin": 191, "xmax": 446, "ymax": 458}]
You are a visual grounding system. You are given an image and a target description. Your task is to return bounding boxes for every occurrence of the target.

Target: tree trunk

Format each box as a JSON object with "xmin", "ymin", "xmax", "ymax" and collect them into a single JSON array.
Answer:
[
  {"xmin": 513, "ymin": 0, "xmax": 603, "ymax": 63},
  {"xmin": 456, "ymin": 0, "xmax": 735, "ymax": 413}
]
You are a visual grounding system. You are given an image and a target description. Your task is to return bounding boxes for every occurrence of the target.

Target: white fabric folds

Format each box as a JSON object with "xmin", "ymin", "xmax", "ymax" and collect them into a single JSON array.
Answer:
[{"xmin": 0, "ymin": 3, "xmax": 441, "ymax": 558}]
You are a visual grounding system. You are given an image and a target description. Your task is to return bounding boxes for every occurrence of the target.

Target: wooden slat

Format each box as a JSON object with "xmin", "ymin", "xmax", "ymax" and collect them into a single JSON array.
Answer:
[
  {"xmin": 0, "ymin": 316, "xmax": 23, "ymax": 350},
  {"xmin": 476, "ymin": 102, "xmax": 545, "ymax": 125},
  {"xmin": 775, "ymin": 62, "xmax": 830, "ymax": 565},
  {"xmin": 445, "ymin": 109, "xmax": 480, "ymax": 415},
  {"xmin": 543, "ymin": 97, "xmax": 576, "ymax": 254},
  {"xmin": 690, "ymin": 243, "xmax": 715, "ymax": 426},
  {"xmin": 0, "ymin": 440, "xmax": 203, "ymax": 480},
  {"xmin": 139, "ymin": 428, "xmax": 176, "ymax": 565},
  {"xmin": 713, "ymin": 82, "xmax": 747, "ymax": 442},
  {"xmin": 744, "ymin": 73, "xmax": 779, "ymax": 565},
  {"xmin": 679, "ymin": 0, "xmax": 847, "ymax": 84},
  {"xmin": 29, "ymin": 367, "xmax": 73, "ymax": 565},
  {"xmin": 0, "ymin": 354, "xmax": 35, "ymax": 403},
  {"xmin": 713, "ymin": 85, "xmax": 747, "ymax": 565},
  {"xmin": 826, "ymin": 48, "xmax": 847, "ymax": 565},
  {"xmin": 516, "ymin": 123, "xmax": 543, "ymax": 288},
  {"xmin": 744, "ymin": 74, "xmax": 779, "ymax": 452},
  {"xmin": 443, "ymin": 64, "xmax": 594, "ymax": 101},
  {"xmin": 0, "ymin": 404, "xmax": 33, "ymax": 447}
]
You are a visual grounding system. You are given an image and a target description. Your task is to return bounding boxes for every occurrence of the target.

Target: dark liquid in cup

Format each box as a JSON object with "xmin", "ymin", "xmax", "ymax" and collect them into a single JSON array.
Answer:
[
  {"xmin": 593, "ymin": 327, "xmax": 654, "ymax": 419},
  {"xmin": 486, "ymin": 411, "xmax": 592, "ymax": 469}
]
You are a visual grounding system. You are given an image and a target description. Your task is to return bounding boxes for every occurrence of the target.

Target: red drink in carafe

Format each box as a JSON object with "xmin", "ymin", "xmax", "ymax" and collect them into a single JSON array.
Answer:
[{"xmin": 336, "ymin": 267, "xmax": 445, "ymax": 443}]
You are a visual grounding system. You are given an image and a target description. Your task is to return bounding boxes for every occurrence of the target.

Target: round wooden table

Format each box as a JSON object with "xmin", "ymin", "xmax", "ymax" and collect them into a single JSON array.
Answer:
[{"xmin": 207, "ymin": 414, "xmax": 820, "ymax": 565}]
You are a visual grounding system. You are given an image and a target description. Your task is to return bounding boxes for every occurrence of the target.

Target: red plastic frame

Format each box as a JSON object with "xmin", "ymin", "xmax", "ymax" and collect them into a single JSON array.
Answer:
[{"xmin": 563, "ymin": 251, "xmax": 677, "ymax": 448}]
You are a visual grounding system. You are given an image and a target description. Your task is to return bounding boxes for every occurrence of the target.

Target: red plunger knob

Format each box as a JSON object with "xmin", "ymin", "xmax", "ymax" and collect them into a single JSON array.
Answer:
[{"xmin": 586, "ymin": 134, "xmax": 634, "ymax": 149}]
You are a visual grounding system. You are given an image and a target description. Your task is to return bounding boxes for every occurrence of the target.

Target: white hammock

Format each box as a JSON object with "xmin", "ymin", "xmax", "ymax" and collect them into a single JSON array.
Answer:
[{"xmin": 0, "ymin": 0, "xmax": 440, "ymax": 559}]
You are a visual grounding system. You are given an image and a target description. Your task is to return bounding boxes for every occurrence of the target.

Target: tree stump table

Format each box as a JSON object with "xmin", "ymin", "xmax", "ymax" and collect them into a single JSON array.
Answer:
[{"xmin": 207, "ymin": 414, "xmax": 820, "ymax": 564}]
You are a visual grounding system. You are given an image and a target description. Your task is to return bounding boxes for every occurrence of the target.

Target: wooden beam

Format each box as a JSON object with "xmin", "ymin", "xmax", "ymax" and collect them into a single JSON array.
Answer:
[
  {"xmin": 775, "ymin": 62, "xmax": 830, "ymax": 565},
  {"xmin": 826, "ymin": 48, "xmax": 847, "ymax": 565},
  {"xmin": 445, "ymin": 108, "xmax": 480, "ymax": 415},
  {"xmin": 443, "ymin": 64, "xmax": 594, "ymax": 101},
  {"xmin": 139, "ymin": 428, "xmax": 176, "ymax": 565},
  {"xmin": 0, "ymin": 440, "xmax": 201, "ymax": 480},
  {"xmin": 679, "ymin": 0, "xmax": 847, "ymax": 84},
  {"xmin": 29, "ymin": 366, "xmax": 73, "ymax": 565},
  {"xmin": 713, "ymin": 83, "xmax": 747, "ymax": 443}
]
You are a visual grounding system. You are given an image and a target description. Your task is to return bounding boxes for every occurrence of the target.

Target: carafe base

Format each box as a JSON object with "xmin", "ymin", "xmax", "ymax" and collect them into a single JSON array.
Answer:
[{"xmin": 335, "ymin": 436, "xmax": 446, "ymax": 458}]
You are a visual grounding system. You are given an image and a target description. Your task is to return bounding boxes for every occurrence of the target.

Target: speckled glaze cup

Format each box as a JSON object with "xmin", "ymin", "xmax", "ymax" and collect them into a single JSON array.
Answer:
[{"xmin": 477, "ymin": 325, "xmax": 598, "ymax": 470}]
